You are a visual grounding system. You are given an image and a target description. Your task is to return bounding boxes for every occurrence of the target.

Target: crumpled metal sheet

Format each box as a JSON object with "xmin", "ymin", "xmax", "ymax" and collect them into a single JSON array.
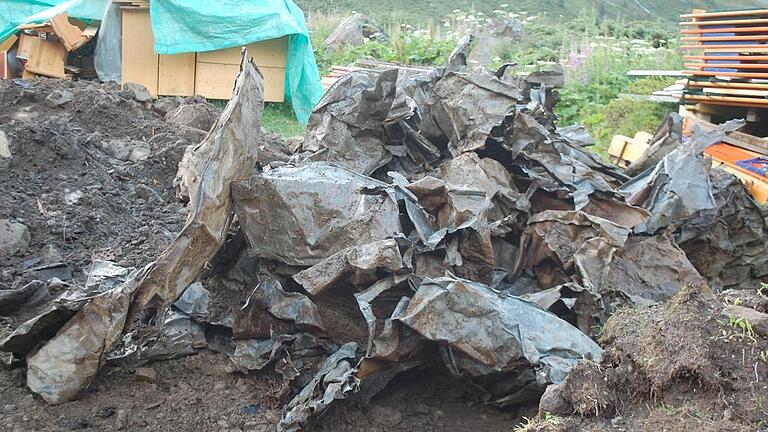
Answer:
[
  {"xmin": 232, "ymin": 163, "xmax": 402, "ymax": 266},
  {"xmin": 519, "ymin": 282, "xmax": 602, "ymax": 335},
  {"xmin": 0, "ymin": 280, "xmax": 49, "ymax": 314},
  {"xmin": 108, "ymin": 307, "xmax": 207, "ymax": 368},
  {"xmin": 395, "ymin": 275, "xmax": 601, "ymax": 389},
  {"xmin": 23, "ymin": 53, "xmax": 265, "ymax": 405},
  {"xmin": 303, "ymin": 68, "xmax": 400, "ymax": 176},
  {"xmin": 233, "ymin": 278, "xmax": 325, "ymax": 339},
  {"xmin": 513, "ymin": 210, "xmax": 630, "ymax": 288},
  {"xmin": 279, "ymin": 342, "xmax": 360, "ymax": 432},
  {"xmin": 227, "ymin": 333, "xmax": 336, "ymax": 373},
  {"xmin": 515, "ymin": 210, "xmax": 703, "ymax": 306},
  {"xmin": 556, "ymin": 125, "xmax": 594, "ymax": 148},
  {"xmin": 172, "ymin": 281, "xmax": 210, "ymax": 321},
  {"xmin": 430, "ymin": 69, "xmax": 522, "ymax": 155},
  {"xmin": 0, "ymin": 296, "xmax": 84, "ymax": 356},
  {"xmin": 625, "ymin": 112, "xmax": 683, "ymax": 177},
  {"xmin": 85, "ymin": 259, "xmax": 135, "ymax": 292},
  {"xmin": 623, "ymin": 119, "xmax": 745, "ymax": 234},
  {"xmin": 0, "ymin": 264, "xmax": 137, "ymax": 357},
  {"xmin": 293, "ymin": 239, "xmax": 406, "ymax": 296},
  {"xmin": 674, "ymin": 169, "xmax": 768, "ymax": 290},
  {"xmin": 574, "ymin": 232, "xmax": 704, "ymax": 306},
  {"xmin": 130, "ymin": 54, "xmax": 264, "ymax": 316},
  {"xmin": 504, "ymin": 111, "xmax": 626, "ymax": 209},
  {"xmin": 26, "ymin": 265, "xmax": 148, "ymax": 404}
]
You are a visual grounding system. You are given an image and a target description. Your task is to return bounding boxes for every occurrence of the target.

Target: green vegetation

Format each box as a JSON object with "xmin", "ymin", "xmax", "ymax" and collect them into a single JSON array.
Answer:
[
  {"xmin": 262, "ymin": 102, "xmax": 305, "ymax": 137},
  {"xmin": 296, "ymin": 0, "xmax": 764, "ymax": 25},
  {"xmin": 265, "ymin": 5, "xmax": 692, "ymax": 158}
]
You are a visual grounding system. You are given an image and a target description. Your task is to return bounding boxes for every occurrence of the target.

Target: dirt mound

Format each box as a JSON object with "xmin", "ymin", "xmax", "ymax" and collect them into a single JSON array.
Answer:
[
  {"xmin": 525, "ymin": 283, "xmax": 768, "ymax": 432},
  {"xmin": 0, "ymin": 77, "xmax": 217, "ymax": 289}
]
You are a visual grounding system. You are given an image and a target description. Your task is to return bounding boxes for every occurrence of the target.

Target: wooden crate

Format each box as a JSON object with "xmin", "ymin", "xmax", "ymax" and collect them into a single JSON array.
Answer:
[{"xmin": 120, "ymin": 8, "xmax": 287, "ymax": 101}]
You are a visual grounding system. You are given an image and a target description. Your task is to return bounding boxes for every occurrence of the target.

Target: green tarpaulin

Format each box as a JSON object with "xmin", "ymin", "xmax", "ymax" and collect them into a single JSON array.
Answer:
[
  {"xmin": 0, "ymin": 0, "xmax": 322, "ymax": 124},
  {"xmin": 150, "ymin": 0, "xmax": 322, "ymax": 124},
  {"xmin": 0, "ymin": 0, "xmax": 107, "ymax": 41}
]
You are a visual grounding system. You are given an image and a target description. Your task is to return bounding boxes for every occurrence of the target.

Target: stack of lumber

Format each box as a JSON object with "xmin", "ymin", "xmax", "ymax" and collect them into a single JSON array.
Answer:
[
  {"xmin": 680, "ymin": 8, "xmax": 768, "ymax": 109},
  {"xmin": 321, "ymin": 59, "xmax": 432, "ymax": 91}
]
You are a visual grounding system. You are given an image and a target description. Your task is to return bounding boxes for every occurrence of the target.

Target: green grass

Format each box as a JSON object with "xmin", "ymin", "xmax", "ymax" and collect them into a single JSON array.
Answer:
[{"xmin": 262, "ymin": 102, "xmax": 305, "ymax": 137}]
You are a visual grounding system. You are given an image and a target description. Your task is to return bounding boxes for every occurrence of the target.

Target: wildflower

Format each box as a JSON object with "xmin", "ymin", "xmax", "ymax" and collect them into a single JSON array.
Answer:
[
  {"xmin": 467, "ymin": 14, "xmax": 475, "ymax": 20},
  {"xmin": 452, "ymin": 9, "xmax": 460, "ymax": 13},
  {"xmin": 500, "ymin": 3, "xmax": 508, "ymax": 7},
  {"xmin": 443, "ymin": 21, "xmax": 451, "ymax": 27},
  {"xmin": 477, "ymin": 11, "xmax": 483, "ymax": 15}
]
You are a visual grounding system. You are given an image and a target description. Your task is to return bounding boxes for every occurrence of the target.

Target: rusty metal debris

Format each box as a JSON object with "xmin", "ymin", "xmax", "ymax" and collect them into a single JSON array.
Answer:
[{"xmin": 4, "ymin": 40, "xmax": 767, "ymax": 432}]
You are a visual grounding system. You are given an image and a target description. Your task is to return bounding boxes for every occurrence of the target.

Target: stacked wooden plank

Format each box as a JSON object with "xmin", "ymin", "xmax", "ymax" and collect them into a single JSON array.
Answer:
[
  {"xmin": 680, "ymin": 9, "xmax": 768, "ymax": 109},
  {"xmin": 321, "ymin": 60, "xmax": 432, "ymax": 92}
]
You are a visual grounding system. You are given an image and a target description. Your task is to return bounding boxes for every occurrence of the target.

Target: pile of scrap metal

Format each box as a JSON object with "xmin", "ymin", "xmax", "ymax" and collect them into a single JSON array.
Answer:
[{"xmin": 3, "ymin": 39, "xmax": 768, "ymax": 431}]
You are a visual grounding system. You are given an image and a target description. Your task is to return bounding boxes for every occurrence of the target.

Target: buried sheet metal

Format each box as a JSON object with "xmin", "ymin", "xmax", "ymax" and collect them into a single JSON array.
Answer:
[
  {"xmin": 232, "ymin": 163, "xmax": 402, "ymax": 266},
  {"xmin": 395, "ymin": 275, "xmax": 602, "ymax": 389},
  {"xmin": 292, "ymin": 239, "xmax": 406, "ymax": 296},
  {"xmin": 130, "ymin": 52, "xmax": 264, "ymax": 315},
  {"xmin": 26, "ymin": 265, "xmax": 148, "ymax": 405},
  {"xmin": 108, "ymin": 308, "xmax": 207, "ymax": 368},
  {"xmin": 23, "ymin": 52, "xmax": 265, "ymax": 405},
  {"xmin": 0, "ymin": 281, "xmax": 49, "ymax": 314},
  {"xmin": 233, "ymin": 278, "xmax": 325, "ymax": 339},
  {"xmin": 279, "ymin": 342, "xmax": 360, "ymax": 432}
]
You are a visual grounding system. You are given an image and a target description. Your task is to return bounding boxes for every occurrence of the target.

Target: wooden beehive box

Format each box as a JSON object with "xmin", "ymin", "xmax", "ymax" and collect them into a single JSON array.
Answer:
[{"xmin": 121, "ymin": 8, "xmax": 286, "ymax": 101}]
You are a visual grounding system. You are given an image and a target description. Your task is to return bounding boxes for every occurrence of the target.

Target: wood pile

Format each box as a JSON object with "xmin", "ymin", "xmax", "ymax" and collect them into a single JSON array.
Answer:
[
  {"xmin": 321, "ymin": 59, "xmax": 431, "ymax": 91},
  {"xmin": 1, "ymin": 13, "xmax": 96, "ymax": 80},
  {"xmin": 681, "ymin": 8, "xmax": 768, "ymax": 110}
]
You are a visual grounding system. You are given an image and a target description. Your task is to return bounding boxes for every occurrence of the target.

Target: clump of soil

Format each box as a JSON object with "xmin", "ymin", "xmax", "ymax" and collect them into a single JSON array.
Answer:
[
  {"xmin": 525, "ymin": 282, "xmax": 768, "ymax": 432},
  {"xmin": 0, "ymin": 77, "xmax": 217, "ymax": 288}
]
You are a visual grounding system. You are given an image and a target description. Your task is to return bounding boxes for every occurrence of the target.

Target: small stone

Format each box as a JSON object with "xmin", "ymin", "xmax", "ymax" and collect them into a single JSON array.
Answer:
[
  {"xmin": 100, "ymin": 139, "xmax": 133, "ymax": 161},
  {"xmin": 0, "ymin": 130, "xmax": 10, "ymax": 158},
  {"xmin": 167, "ymin": 103, "xmax": 219, "ymax": 131},
  {"xmin": 213, "ymin": 381, "xmax": 227, "ymax": 392},
  {"xmin": 48, "ymin": 277, "xmax": 66, "ymax": 289},
  {"xmin": 45, "ymin": 89, "xmax": 74, "ymax": 108},
  {"xmin": 123, "ymin": 82, "xmax": 154, "ymax": 102},
  {"xmin": 63, "ymin": 190, "xmax": 84, "ymax": 206},
  {"xmin": 115, "ymin": 409, "xmax": 127, "ymax": 430},
  {"xmin": 40, "ymin": 244, "xmax": 63, "ymax": 264},
  {"xmin": 152, "ymin": 98, "xmax": 180, "ymax": 116},
  {"xmin": 0, "ymin": 219, "xmax": 30, "ymax": 257},
  {"xmin": 217, "ymin": 419, "xmax": 230, "ymax": 428},
  {"xmin": 129, "ymin": 143, "xmax": 151, "ymax": 162},
  {"xmin": 135, "ymin": 367, "xmax": 158, "ymax": 383},
  {"xmin": 538, "ymin": 384, "xmax": 570, "ymax": 416},
  {"xmin": 133, "ymin": 184, "xmax": 164, "ymax": 204}
]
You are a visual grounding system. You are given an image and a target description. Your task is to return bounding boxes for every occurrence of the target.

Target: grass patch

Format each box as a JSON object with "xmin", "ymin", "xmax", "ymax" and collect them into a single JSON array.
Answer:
[{"xmin": 262, "ymin": 102, "xmax": 305, "ymax": 137}]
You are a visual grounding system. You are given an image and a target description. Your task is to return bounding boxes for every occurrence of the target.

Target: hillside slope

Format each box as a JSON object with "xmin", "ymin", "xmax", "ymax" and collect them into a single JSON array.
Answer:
[{"xmin": 297, "ymin": 0, "xmax": 768, "ymax": 23}]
